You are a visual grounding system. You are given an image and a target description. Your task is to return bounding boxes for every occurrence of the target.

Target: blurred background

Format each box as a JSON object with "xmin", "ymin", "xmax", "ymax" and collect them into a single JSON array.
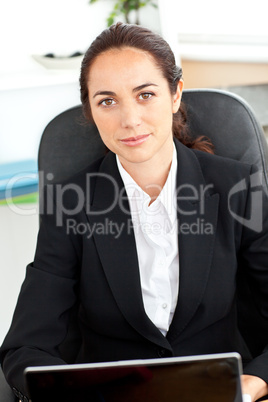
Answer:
[{"xmin": 0, "ymin": 0, "xmax": 268, "ymax": 343}]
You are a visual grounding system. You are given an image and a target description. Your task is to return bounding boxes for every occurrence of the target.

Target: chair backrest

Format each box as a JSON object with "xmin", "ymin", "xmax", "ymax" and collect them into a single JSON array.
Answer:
[
  {"xmin": 38, "ymin": 106, "xmax": 106, "ymax": 185},
  {"xmin": 182, "ymin": 89, "xmax": 268, "ymax": 189},
  {"xmin": 38, "ymin": 88, "xmax": 268, "ymax": 360}
]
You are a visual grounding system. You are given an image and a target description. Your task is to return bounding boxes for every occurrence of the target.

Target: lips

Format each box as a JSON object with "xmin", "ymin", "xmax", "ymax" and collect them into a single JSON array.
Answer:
[{"xmin": 120, "ymin": 134, "xmax": 150, "ymax": 147}]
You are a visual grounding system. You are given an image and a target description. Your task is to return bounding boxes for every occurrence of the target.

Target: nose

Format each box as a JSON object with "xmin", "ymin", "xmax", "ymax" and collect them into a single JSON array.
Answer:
[{"xmin": 120, "ymin": 104, "xmax": 142, "ymax": 129}]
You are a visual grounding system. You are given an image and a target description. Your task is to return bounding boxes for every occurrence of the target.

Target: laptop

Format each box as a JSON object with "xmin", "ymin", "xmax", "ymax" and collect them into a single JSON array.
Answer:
[{"xmin": 24, "ymin": 352, "xmax": 243, "ymax": 402}]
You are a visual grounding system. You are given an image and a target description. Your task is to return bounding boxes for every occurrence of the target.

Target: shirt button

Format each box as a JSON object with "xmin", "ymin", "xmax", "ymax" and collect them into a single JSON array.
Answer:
[
  {"xmin": 162, "ymin": 303, "xmax": 168, "ymax": 309},
  {"xmin": 143, "ymin": 226, "xmax": 152, "ymax": 235}
]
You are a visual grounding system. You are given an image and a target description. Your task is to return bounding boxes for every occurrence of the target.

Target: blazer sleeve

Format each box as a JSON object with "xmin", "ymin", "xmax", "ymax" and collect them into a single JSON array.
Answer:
[
  {"xmin": 0, "ymin": 184, "xmax": 82, "ymax": 397},
  {"xmin": 238, "ymin": 165, "xmax": 268, "ymax": 382}
]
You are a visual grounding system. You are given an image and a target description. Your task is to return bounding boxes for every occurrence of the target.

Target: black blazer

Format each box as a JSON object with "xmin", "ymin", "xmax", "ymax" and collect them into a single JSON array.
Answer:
[{"xmin": 1, "ymin": 139, "xmax": 268, "ymax": 398}]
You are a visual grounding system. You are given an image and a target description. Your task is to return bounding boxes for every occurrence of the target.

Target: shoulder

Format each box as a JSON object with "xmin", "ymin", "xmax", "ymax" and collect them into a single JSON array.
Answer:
[
  {"xmin": 65, "ymin": 155, "xmax": 107, "ymax": 188},
  {"xmin": 192, "ymin": 147, "xmax": 252, "ymax": 172},
  {"xmin": 175, "ymin": 139, "xmax": 255, "ymax": 192},
  {"xmin": 191, "ymin": 148, "xmax": 254, "ymax": 187},
  {"xmin": 41, "ymin": 154, "xmax": 113, "ymax": 211}
]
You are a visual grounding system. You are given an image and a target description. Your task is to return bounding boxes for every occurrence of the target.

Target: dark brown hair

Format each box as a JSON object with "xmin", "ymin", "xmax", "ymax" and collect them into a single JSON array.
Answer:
[{"xmin": 80, "ymin": 22, "xmax": 213, "ymax": 154}]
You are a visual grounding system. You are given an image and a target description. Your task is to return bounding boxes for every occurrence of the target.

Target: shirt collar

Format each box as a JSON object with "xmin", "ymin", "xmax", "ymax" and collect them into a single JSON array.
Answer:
[{"xmin": 116, "ymin": 143, "xmax": 177, "ymax": 215}]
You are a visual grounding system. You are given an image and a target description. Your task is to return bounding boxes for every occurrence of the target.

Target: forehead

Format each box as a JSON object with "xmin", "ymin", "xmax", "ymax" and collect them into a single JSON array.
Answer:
[{"xmin": 88, "ymin": 47, "xmax": 164, "ymax": 86}]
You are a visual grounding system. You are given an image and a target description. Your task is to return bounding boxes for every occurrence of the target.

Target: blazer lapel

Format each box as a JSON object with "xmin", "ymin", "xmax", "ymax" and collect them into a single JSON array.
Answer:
[
  {"xmin": 87, "ymin": 152, "xmax": 171, "ymax": 350},
  {"xmin": 85, "ymin": 144, "xmax": 219, "ymax": 348},
  {"xmin": 167, "ymin": 141, "xmax": 219, "ymax": 342}
]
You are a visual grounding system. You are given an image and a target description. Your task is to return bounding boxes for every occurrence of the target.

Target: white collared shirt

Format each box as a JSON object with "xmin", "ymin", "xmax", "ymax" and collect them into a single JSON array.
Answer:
[{"xmin": 116, "ymin": 145, "xmax": 179, "ymax": 336}]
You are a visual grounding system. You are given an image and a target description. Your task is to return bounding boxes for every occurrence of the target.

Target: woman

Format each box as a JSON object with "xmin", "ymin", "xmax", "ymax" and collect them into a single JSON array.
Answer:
[{"xmin": 1, "ymin": 22, "xmax": 268, "ymax": 401}]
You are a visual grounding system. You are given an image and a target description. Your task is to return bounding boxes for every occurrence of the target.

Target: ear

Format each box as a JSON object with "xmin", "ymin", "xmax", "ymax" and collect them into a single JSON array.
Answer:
[{"xmin": 172, "ymin": 80, "xmax": 184, "ymax": 113}]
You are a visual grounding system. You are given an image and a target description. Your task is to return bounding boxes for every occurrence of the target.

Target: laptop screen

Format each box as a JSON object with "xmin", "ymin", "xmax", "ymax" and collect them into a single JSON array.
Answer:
[{"xmin": 25, "ymin": 353, "xmax": 243, "ymax": 402}]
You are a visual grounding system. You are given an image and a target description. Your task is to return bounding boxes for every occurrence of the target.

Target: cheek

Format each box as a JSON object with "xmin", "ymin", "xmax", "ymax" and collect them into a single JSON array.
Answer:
[
  {"xmin": 92, "ymin": 114, "xmax": 118, "ymax": 148},
  {"xmin": 153, "ymin": 104, "xmax": 174, "ymax": 131},
  {"xmin": 91, "ymin": 110, "xmax": 113, "ymax": 136}
]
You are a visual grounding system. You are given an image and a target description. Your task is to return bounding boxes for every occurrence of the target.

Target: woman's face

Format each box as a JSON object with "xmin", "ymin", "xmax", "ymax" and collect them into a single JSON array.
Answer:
[{"xmin": 87, "ymin": 47, "xmax": 183, "ymax": 170}]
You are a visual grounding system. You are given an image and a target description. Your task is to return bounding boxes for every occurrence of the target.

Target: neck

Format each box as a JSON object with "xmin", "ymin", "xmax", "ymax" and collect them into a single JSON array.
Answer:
[{"xmin": 119, "ymin": 141, "xmax": 174, "ymax": 201}]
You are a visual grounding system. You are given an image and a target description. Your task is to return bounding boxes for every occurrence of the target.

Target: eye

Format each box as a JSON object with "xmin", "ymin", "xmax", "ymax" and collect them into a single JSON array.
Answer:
[
  {"xmin": 139, "ymin": 92, "xmax": 154, "ymax": 100},
  {"xmin": 99, "ymin": 98, "xmax": 116, "ymax": 106}
]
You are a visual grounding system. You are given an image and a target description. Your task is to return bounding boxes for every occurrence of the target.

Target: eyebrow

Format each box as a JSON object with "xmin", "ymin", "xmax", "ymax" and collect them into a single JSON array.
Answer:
[
  {"xmin": 93, "ymin": 83, "xmax": 158, "ymax": 98},
  {"xmin": 133, "ymin": 83, "xmax": 158, "ymax": 92}
]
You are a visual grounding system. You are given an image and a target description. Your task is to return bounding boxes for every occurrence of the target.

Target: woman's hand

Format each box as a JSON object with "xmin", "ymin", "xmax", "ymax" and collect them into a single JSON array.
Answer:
[{"xmin": 241, "ymin": 374, "xmax": 268, "ymax": 401}]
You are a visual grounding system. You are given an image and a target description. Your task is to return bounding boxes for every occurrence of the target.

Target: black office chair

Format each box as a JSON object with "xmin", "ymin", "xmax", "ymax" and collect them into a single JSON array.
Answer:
[{"xmin": 1, "ymin": 88, "xmax": 268, "ymax": 401}]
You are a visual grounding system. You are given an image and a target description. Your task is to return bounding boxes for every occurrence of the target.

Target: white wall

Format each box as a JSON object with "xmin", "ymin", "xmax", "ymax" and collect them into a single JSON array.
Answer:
[
  {"xmin": 0, "ymin": 82, "xmax": 81, "ymax": 163},
  {"xmin": 0, "ymin": 0, "xmax": 160, "ymax": 164},
  {"xmin": 175, "ymin": 0, "xmax": 268, "ymax": 36},
  {"xmin": 1, "ymin": 0, "xmax": 267, "ymax": 74},
  {"xmin": 0, "ymin": 0, "xmax": 160, "ymax": 74},
  {"xmin": 0, "ymin": 0, "xmax": 106, "ymax": 74},
  {"xmin": 0, "ymin": 0, "xmax": 107, "ymax": 163}
]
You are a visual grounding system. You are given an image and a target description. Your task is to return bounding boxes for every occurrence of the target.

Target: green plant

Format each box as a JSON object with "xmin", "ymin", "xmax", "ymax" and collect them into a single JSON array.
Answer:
[{"xmin": 89, "ymin": 0, "xmax": 158, "ymax": 26}]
